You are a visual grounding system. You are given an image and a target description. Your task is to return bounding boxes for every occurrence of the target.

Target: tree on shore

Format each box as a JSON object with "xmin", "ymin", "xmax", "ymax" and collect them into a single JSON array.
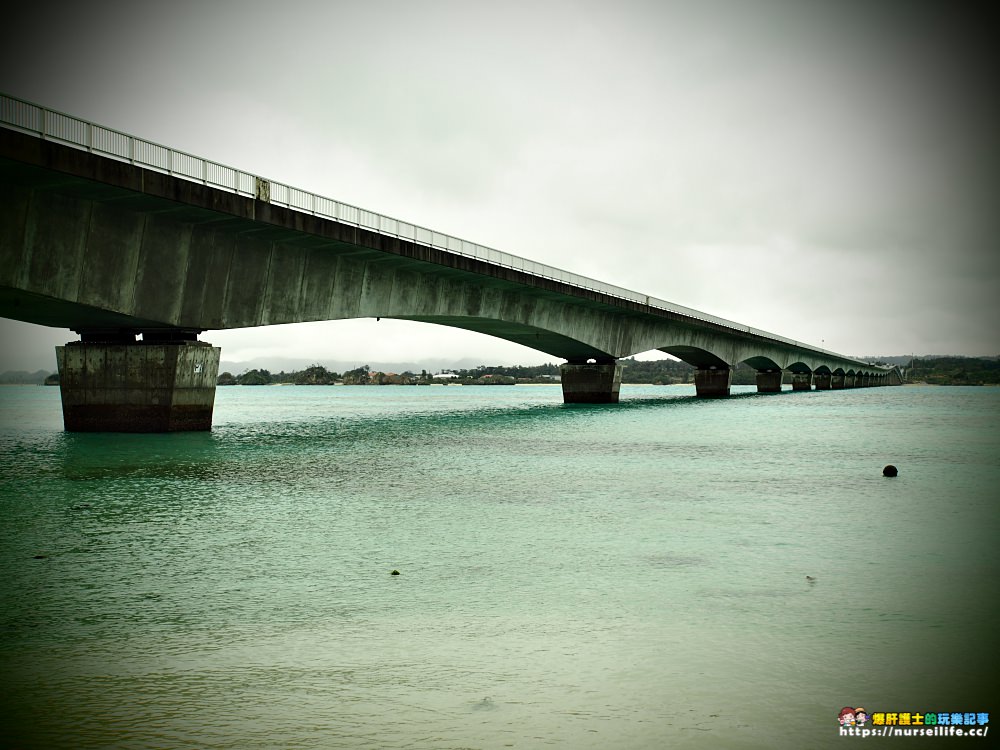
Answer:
[
  {"xmin": 342, "ymin": 365, "xmax": 371, "ymax": 385},
  {"xmin": 237, "ymin": 368, "xmax": 272, "ymax": 385},
  {"xmin": 295, "ymin": 364, "xmax": 338, "ymax": 385}
]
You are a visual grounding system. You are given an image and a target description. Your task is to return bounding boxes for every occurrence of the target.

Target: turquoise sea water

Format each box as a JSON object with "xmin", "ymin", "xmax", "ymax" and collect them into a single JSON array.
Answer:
[{"xmin": 1, "ymin": 383, "xmax": 997, "ymax": 749}]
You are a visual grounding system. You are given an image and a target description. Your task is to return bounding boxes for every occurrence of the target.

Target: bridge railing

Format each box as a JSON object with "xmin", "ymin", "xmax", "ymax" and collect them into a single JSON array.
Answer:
[{"xmin": 2, "ymin": 93, "xmax": 857, "ymax": 362}]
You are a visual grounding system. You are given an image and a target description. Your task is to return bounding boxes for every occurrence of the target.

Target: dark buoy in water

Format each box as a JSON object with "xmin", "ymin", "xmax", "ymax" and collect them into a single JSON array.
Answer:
[
  {"xmin": 391, "ymin": 569, "xmax": 400, "ymax": 576},
  {"xmin": 883, "ymin": 465, "xmax": 898, "ymax": 477},
  {"xmin": 805, "ymin": 575, "xmax": 816, "ymax": 582}
]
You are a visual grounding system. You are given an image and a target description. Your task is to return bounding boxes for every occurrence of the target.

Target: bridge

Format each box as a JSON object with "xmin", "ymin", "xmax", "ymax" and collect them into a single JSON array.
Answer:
[{"xmin": 0, "ymin": 94, "xmax": 901, "ymax": 432}]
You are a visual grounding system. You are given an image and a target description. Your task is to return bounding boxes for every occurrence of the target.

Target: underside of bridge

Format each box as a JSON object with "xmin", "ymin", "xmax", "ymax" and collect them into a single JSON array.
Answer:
[{"xmin": 1, "ymin": 126, "xmax": 900, "ymax": 431}]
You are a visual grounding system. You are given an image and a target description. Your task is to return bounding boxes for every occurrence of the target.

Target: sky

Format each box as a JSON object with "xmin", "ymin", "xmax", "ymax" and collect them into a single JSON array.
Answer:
[{"xmin": 2, "ymin": 0, "xmax": 997, "ymax": 372}]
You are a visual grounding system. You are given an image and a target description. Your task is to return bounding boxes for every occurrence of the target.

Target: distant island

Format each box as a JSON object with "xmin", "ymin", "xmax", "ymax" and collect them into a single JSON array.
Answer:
[
  {"xmin": 0, "ymin": 370, "xmax": 59, "ymax": 385},
  {"xmin": 10, "ymin": 355, "xmax": 999, "ymax": 387}
]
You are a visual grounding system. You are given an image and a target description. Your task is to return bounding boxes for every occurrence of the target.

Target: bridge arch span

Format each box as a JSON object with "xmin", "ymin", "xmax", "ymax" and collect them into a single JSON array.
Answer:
[
  {"xmin": 0, "ymin": 100, "xmax": 902, "ymax": 429},
  {"xmin": 385, "ymin": 314, "xmax": 608, "ymax": 364},
  {"xmin": 742, "ymin": 355, "xmax": 783, "ymax": 371},
  {"xmin": 657, "ymin": 345, "xmax": 729, "ymax": 369}
]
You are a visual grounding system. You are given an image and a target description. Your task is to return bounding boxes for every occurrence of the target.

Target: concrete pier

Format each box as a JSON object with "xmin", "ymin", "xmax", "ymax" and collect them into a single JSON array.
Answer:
[
  {"xmin": 560, "ymin": 361, "xmax": 622, "ymax": 403},
  {"xmin": 694, "ymin": 367, "xmax": 732, "ymax": 398},
  {"xmin": 814, "ymin": 372, "xmax": 832, "ymax": 390},
  {"xmin": 791, "ymin": 372, "xmax": 813, "ymax": 391},
  {"xmin": 755, "ymin": 370, "xmax": 783, "ymax": 393},
  {"xmin": 831, "ymin": 373, "xmax": 846, "ymax": 389},
  {"xmin": 56, "ymin": 339, "xmax": 220, "ymax": 432}
]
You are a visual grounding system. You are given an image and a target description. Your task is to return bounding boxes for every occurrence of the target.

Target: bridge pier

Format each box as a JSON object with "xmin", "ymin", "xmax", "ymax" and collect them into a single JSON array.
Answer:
[
  {"xmin": 56, "ymin": 334, "xmax": 220, "ymax": 432},
  {"xmin": 694, "ymin": 367, "xmax": 732, "ymax": 398},
  {"xmin": 791, "ymin": 372, "xmax": 813, "ymax": 391},
  {"xmin": 560, "ymin": 360, "xmax": 622, "ymax": 403},
  {"xmin": 831, "ymin": 373, "xmax": 846, "ymax": 389},
  {"xmin": 814, "ymin": 372, "xmax": 832, "ymax": 390},
  {"xmin": 755, "ymin": 369, "xmax": 783, "ymax": 393}
]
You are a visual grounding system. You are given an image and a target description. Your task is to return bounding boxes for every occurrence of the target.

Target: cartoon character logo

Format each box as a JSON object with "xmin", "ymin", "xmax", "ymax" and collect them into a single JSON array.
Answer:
[
  {"xmin": 854, "ymin": 708, "xmax": 868, "ymax": 727},
  {"xmin": 838, "ymin": 707, "xmax": 856, "ymax": 726}
]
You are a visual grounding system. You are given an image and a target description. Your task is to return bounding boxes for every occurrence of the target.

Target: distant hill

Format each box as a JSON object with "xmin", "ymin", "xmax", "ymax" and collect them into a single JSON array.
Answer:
[
  {"xmin": 854, "ymin": 355, "xmax": 999, "ymax": 366},
  {"xmin": 854, "ymin": 355, "xmax": 913, "ymax": 366},
  {"xmin": 0, "ymin": 369, "xmax": 50, "ymax": 385},
  {"xmin": 904, "ymin": 356, "xmax": 1000, "ymax": 385}
]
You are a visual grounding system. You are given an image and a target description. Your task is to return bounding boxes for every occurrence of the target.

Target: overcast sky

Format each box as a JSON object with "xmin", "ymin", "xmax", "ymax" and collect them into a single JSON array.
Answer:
[{"xmin": 2, "ymin": 0, "xmax": 997, "ymax": 371}]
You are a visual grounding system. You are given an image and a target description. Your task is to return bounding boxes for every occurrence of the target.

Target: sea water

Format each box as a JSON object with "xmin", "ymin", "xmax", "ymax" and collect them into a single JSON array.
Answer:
[{"xmin": 1, "ymin": 383, "xmax": 997, "ymax": 749}]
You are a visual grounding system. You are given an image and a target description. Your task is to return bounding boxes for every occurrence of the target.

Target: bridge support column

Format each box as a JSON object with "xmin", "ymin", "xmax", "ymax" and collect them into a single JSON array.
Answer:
[
  {"xmin": 694, "ymin": 367, "xmax": 732, "ymax": 398},
  {"xmin": 844, "ymin": 374, "xmax": 856, "ymax": 388},
  {"xmin": 791, "ymin": 372, "xmax": 812, "ymax": 391},
  {"xmin": 755, "ymin": 369, "xmax": 783, "ymax": 393},
  {"xmin": 56, "ymin": 336, "xmax": 220, "ymax": 432},
  {"xmin": 814, "ymin": 372, "xmax": 832, "ymax": 390},
  {"xmin": 560, "ymin": 360, "xmax": 622, "ymax": 403},
  {"xmin": 831, "ymin": 373, "xmax": 846, "ymax": 389}
]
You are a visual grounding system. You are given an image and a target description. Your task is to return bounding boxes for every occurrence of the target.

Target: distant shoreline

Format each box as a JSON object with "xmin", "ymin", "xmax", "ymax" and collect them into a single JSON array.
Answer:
[{"xmin": 6, "ymin": 354, "xmax": 1000, "ymax": 388}]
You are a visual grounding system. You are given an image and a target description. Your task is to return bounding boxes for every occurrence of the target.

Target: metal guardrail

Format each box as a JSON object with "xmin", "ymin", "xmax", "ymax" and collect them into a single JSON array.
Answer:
[{"xmin": 1, "ymin": 93, "xmax": 865, "ymax": 363}]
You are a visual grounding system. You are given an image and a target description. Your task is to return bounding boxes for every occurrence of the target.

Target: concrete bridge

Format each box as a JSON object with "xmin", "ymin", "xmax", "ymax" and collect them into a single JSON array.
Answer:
[{"xmin": 0, "ymin": 95, "xmax": 901, "ymax": 431}]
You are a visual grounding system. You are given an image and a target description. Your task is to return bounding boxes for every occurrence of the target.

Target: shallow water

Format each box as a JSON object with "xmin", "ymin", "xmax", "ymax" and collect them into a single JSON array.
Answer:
[{"xmin": 1, "ymin": 383, "xmax": 997, "ymax": 748}]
